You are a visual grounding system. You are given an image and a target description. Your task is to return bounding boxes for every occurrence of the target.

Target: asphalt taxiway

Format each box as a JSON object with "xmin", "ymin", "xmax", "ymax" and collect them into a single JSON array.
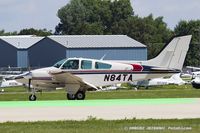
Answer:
[{"xmin": 0, "ymin": 98, "xmax": 200, "ymax": 122}]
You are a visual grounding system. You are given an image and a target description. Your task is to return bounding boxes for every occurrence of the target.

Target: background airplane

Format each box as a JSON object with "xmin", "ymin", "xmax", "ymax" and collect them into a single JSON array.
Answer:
[
  {"xmin": 14, "ymin": 35, "xmax": 192, "ymax": 101},
  {"xmin": 191, "ymin": 77, "xmax": 200, "ymax": 89},
  {"xmin": 0, "ymin": 79, "xmax": 23, "ymax": 88},
  {"xmin": 98, "ymin": 84, "xmax": 123, "ymax": 91},
  {"xmin": 185, "ymin": 66, "xmax": 200, "ymax": 89},
  {"xmin": 0, "ymin": 79, "xmax": 23, "ymax": 92},
  {"xmin": 131, "ymin": 73, "xmax": 186, "ymax": 89},
  {"xmin": 186, "ymin": 66, "xmax": 200, "ymax": 78}
]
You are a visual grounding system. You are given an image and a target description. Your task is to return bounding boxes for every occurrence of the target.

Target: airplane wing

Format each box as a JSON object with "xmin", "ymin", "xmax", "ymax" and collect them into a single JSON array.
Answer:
[
  {"xmin": 50, "ymin": 71, "xmax": 82, "ymax": 84},
  {"xmin": 49, "ymin": 71, "xmax": 98, "ymax": 92},
  {"xmin": 186, "ymin": 66, "xmax": 200, "ymax": 70}
]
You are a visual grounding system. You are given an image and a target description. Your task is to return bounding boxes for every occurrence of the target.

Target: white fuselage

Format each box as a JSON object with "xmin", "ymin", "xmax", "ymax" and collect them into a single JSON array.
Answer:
[{"xmin": 16, "ymin": 66, "xmax": 173, "ymax": 90}]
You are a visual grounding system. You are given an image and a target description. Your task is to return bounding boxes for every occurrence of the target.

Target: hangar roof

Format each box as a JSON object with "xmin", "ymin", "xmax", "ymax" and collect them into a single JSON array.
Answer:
[
  {"xmin": 48, "ymin": 35, "xmax": 146, "ymax": 48},
  {"xmin": 0, "ymin": 35, "xmax": 146, "ymax": 49},
  {"xmin": 0, "ymin": 35, "xmax": 44, "ymax": 49}
]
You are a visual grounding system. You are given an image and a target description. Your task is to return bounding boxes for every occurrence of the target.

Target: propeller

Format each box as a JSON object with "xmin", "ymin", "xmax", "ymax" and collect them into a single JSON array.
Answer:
[{"xmin": 14, "ymin": 71, "xmax": 33, "ymax": 91}]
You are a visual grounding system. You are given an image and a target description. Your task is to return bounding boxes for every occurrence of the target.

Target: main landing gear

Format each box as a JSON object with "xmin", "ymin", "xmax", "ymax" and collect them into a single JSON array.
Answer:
[
  {"xmin": 28, "ymin": 90, "xmax": 86, "ymax": 101},
  {"xmin": 67, "ymin": 90, "xmax": 86, "ymax": 100}
]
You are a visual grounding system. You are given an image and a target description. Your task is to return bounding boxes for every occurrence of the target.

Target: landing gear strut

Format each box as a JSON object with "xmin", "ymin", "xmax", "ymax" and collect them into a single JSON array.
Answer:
[{"xmin": 67, "ymin": 90, "xmax": 85, "ymax": 100}]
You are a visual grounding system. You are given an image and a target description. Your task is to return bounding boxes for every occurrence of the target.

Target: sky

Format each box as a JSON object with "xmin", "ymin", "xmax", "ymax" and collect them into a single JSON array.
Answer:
[
  {"xmin": 0, "ymin": 0, "xmax": 200, "ymax": 32},
  {"xmin": 132, "ymin": 0, "xmax": 200, "ymax": 29}
]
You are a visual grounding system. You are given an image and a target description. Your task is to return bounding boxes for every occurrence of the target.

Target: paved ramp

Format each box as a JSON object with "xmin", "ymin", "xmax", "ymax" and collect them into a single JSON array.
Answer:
[{"xmin": 0, "ymin": 98, "xmax": 200, "ymax": 122}]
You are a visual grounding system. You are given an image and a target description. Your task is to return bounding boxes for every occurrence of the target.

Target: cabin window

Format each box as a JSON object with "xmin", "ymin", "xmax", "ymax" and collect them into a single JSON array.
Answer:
[
  {"xmin": 95, "ymin": 62, "xmax": 111, "ymax": 69},
  {"xmin": 61, "ymin": 60, "xmax": 79, "ymax": 69},
  {"xmin": 81, "ymin": 60, "xmax": 92, "ymax": 69}
]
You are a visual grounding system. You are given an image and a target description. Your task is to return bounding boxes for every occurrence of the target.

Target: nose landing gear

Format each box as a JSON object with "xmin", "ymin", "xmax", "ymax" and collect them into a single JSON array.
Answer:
[
  {"xmin": 29, "ymin": 94, "xmax": 37, "ymax": 101},
  {"xmin": 29, "ymin": 88, "xmax": 37, "ymax": 101}
]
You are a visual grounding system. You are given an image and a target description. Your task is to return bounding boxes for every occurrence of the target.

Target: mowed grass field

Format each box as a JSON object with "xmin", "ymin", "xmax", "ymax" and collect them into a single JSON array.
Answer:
[
  {"xmin": 0, "ymin": 84, "xmax": 200, "ymax": 133},
  {"xmin": 1, "ymin": 119, "xmax": 200, "ymax": 133},
  {"xmin": 0, "ymin": 84, "xmax": 199, "ymax": 101}
]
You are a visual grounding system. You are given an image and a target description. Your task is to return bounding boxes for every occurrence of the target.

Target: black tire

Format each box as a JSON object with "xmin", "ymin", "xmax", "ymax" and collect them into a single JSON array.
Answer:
[
  {"xmin": 192, "ymin": 82, "xmax": 200, "ymax": 89},
  {"xmin": 75, "ymin": 91, "xmax": 85, "ymax": 100},
  {"xmin": 29, "ymin": 94, "xmax": 37, "ymax": 101},
  {"xmin": 67, "ymin": 93, "xmax": 76, "ymax": 100}
]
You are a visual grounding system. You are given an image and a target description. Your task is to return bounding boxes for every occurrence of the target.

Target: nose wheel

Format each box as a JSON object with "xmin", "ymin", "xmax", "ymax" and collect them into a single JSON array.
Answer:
[
  {"xmin": 29, "ymin": 87, "xmax": 37, "ymax": 101},
  {"xmin": 29, "ymin": 94, "xmax": 37, "ymax": 101}
]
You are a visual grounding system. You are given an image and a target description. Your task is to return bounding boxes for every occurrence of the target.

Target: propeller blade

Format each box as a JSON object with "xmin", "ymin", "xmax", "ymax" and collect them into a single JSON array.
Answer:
[{"xmin": 23, "ymin": 71, "xmax": 32, "ymax": 79}]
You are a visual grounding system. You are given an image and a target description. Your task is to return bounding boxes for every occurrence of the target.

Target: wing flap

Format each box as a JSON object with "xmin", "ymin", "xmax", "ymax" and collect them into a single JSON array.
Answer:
[{"xmin": 50, "ymin": 71, "xmax": 81, "ymax": 84}]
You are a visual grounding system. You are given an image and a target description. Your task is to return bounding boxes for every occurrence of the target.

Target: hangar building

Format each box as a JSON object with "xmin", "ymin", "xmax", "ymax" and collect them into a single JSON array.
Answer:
[
  {"xmin": 0, "ymin": 36, "xmax": 44, "ymax": 68},
  {"xmin": 0, "ymin": 35, "xmax": 147, "ymax": 68}
]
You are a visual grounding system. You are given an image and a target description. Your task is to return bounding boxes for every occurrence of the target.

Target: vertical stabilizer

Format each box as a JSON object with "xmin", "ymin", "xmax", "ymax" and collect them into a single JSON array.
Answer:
[{"xmin": 147, "ymin": 35, "xmax": 192, "ymax": 70}]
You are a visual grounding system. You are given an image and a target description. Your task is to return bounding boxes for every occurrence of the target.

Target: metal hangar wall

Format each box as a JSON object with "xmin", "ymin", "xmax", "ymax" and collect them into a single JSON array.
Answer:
[
  {"xmin": 0, "ymin": 35, "xmax": 147, "ymax": 68},
  {"xmin": 28, "ymin": 37, "xmax": 66, "ymax": 67},
  {"xmin": 0, "ymin": 38, "xmax": 17, "ymax": 67},
  {"xmin": 49, "ymin": 35, "xmax": 147, "ymax": 61}
]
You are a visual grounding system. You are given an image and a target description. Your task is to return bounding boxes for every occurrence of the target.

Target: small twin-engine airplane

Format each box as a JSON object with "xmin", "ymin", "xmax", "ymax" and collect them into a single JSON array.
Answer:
[{"xmin": 15, "ymin": 35, "xmax": 192, "ymax": 101}]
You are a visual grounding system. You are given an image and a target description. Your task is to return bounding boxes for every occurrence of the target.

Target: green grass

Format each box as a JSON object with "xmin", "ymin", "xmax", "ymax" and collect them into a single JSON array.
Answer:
[
  {"xmin": 0, "ymin": 119, "xmax": 200, "ymax": 133},
  {"xmin": 0, "ymin": 98, "xmax": 196, "ymax": 107},
  {"xmin": 0, "ymin": 85, "xmax": 200, "ymax": 132},
  {"xmin": 0, "ymin": 86, "xmax": 27, "ymax": 92},
  {"xmin": 0, "ymin": 85, "xmax": 200, "ymax": 101}
]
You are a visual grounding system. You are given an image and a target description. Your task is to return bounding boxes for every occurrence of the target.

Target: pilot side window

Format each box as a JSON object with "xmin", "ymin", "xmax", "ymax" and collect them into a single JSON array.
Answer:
[
  {"xmin": 53, "ymin": 59, "xmax": 66, "ymax": 68},
  {"xmin": 95, "ymin": 62, "xmax": 111, "ymax": 69},
  {"xmin": 81, "ymin": 60, "xmax": 92, "ymax": 69},
  {"xmin": 62, "ymin": 60, "xmax": 79, "ymax": 69}
]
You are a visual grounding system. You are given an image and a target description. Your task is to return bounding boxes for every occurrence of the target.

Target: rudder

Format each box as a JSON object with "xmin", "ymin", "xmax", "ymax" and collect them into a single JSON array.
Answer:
[{"xmin": 146, "ymin": 35, "xmax": 192, "ymax": 70}]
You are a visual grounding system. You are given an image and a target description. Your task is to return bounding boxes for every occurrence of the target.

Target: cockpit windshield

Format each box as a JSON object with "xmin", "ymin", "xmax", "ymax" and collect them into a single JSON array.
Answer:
[
  {"xmin": 61, "ymin": 60, "xmax": 79, "ymax": 69},
  {"xmin": 53, "ymin": 59, "xmax": 66, "ymax": 68}
]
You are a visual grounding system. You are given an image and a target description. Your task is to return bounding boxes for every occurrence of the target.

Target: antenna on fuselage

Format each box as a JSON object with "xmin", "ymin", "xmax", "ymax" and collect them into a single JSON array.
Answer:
[{"xmin": 100, "ymin": 54, "xmax": 107, "ymax": 60}]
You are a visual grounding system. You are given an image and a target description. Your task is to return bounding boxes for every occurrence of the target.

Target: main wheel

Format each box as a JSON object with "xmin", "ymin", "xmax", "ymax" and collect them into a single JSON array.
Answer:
[
  {"xmin": 75, "ymin": 91, "xmax": 85, "ymax": 100},
  {"xmin": 67, "ymin": 93, "xmax": 76, "ymax": 100},
  {"xmin": 29, "ymin": 94, "xmax": 37, "ymax": 101}
]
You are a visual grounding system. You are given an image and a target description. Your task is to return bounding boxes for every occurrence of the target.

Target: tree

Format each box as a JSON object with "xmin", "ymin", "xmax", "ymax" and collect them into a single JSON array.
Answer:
[
  {"xmin": 55, "ymin": 0, "xmax": 133, "ymax": 35},
  {"xmin": 18, "ymin": 28, "xmax": 52, "ymax": 36},
  {"xmin": 175, "ymin": 20, "xmax": 200, "ymax": 66},
  {"xmin": 0, "ymin": 30, "xmax": 17, "ymax": 36},
  {"xmin": 124, "ymin": 14, "xmax": 173, "ymax": 59},
  {"xmin": 56, "ymin": 0, "xmax": 173, "ymax": 59}
]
